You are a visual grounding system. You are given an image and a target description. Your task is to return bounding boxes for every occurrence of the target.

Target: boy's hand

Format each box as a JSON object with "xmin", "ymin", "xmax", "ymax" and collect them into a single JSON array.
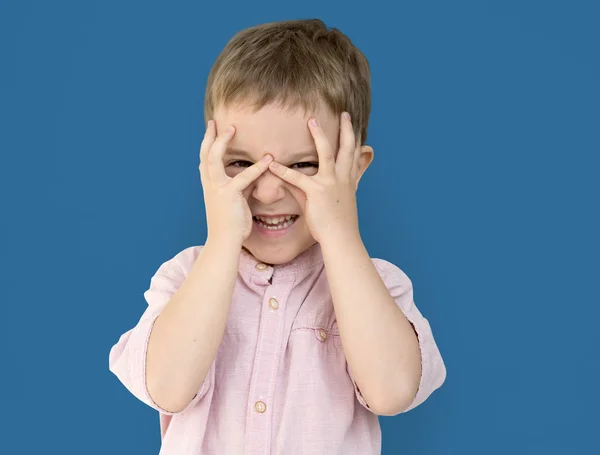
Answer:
[
  {"xmin": 199, "ymin": 120, "xmax": 273, "ymax": 244},
  {"xmin": 268, "ymin": 112, "xmax": 361, "ymax": 244}
]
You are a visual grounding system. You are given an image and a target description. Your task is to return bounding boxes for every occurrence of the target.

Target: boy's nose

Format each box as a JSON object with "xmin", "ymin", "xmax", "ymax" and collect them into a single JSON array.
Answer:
[{"xmin": 251, "ymin": 171, "xmax": 286, "ymax": 205}]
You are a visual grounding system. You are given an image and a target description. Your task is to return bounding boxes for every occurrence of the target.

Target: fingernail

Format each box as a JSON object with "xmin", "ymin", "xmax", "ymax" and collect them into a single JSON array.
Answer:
[
  {"xmin": 270, "ymin": 161, "xmax": 280, "ymax": 169},
  {"xmin": 309, "ymin": 118, "xmax": 319, "ymax": 127},
  {"xmin": 227, "ymin": 125, "xmax": 234, "ymax": 134},
  {"xmin": 343, "ymin": 112, "xmax": 351, "ymax": 121},
  {"xmin": 262, "ymin": 154, "xmax": 272, "ymax": 162}
]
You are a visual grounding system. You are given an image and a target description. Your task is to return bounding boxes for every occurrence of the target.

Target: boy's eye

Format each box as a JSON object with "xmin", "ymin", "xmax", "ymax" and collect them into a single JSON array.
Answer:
[
  {"xmin": 228, "ymin": 160, "xmax": 253, "ymax": 168},
  {"xmin": 227, "ymin": 160, "xmax": 318, "ymax": 169},
  {"xmin": 292, "ymin": 162, "xmax": 319, "ymax": 169}
]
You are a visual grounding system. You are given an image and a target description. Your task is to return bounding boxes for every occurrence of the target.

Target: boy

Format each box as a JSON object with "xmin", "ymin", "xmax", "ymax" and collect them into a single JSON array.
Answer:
[{"xmin": 109, "ymin": 18, "xmax": 446, "ymax": 455}]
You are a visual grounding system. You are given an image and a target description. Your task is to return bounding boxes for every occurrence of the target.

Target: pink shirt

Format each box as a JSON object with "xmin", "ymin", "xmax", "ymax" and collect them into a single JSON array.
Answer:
[{"xmin": 109, "ymin": 243, "xmax": 446, "ymax": 454}]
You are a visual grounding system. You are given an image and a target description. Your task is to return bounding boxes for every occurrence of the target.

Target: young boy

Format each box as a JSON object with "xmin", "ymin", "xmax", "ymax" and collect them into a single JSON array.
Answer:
[{"xmin": 109, "ymin": 19, "xmax": 446, "ymax": 455}]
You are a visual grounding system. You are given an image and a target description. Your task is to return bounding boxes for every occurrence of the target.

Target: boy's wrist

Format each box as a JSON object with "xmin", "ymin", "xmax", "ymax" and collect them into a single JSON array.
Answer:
[
  {"xmin": 319, "ymin": 227, "xmax": 362, "ymax": 251},
  {"xmin": 205, "ymin": 234, "xmax": 244, "ymax": 252}
]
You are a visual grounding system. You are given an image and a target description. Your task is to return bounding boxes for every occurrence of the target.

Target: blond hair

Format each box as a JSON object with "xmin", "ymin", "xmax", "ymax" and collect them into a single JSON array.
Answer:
[{"xmin": 204, "ymin": 19, "xmax": 371, "ymax": 144}]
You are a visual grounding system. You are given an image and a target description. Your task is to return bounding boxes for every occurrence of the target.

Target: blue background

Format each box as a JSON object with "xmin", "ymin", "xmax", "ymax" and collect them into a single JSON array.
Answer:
[{"xmin": 2, "ymin": 0, "xmax": 598, "ymax": 453}]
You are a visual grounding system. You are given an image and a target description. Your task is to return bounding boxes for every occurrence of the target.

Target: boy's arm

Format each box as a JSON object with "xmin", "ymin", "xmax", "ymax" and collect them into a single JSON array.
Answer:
[
  {"xmin": 143, "ymin": 237, "xmax": 242, "ymax": 413},
  {"xmin": 265, "ymin": 112, "xmax": 445, "ymax": 415},
  {"xmin": 320, "ymin": 231, "xmax": 445, "ymax": 416},
  {"xmin": 111, "ymin": 119, "xmax": 271, "ymax": 414}
]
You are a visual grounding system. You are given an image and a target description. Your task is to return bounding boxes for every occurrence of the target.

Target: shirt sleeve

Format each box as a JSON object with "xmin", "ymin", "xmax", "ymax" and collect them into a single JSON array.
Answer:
[
  {"xmin": 346, "ymin": 362, "xmax": 372, "ymax": 410},
  {"xmin": 348, "ymin": 258, "xmax": 447, "ymax": 413},
  {"xmin": 108, "ymin": 246, "xmax": 215, "ymax": 415}
]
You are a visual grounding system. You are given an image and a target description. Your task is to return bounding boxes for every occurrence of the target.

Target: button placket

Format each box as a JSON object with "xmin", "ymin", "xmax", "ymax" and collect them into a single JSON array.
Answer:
[{"xmin": 244, "ymin": 281, "xmax": 292, "ymax": 452}]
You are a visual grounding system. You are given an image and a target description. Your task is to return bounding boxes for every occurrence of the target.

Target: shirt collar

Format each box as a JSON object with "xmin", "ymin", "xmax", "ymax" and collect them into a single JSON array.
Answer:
[{"xmin": 238, "ymin": 242, "xmax": 324, "ymax": 286}]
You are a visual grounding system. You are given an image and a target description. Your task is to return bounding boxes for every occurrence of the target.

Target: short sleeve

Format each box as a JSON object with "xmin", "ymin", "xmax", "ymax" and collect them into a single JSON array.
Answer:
[
  {"xmin": 108, "ymin": 246, "xmax": 215, "ymax": 415},
  {"xmin": 347, "ymin": 258, "xmax": 446, "ymax": 413},
  {"xmin": 346, "ymin": 362, "xmax": 371, "ymax": 410}
]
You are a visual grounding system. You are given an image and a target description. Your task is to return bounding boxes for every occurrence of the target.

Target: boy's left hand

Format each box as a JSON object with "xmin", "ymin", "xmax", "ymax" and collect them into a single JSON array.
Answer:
[{"xmin": 268, "ymin": 112, "xmax": 362, "ymax": 244}]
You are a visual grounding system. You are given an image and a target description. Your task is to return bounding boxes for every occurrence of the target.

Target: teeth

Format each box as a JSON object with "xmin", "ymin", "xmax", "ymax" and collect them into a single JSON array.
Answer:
[
  {"xmin": 253, "ymin": 215, "xmax": 297, "ymax": 230},
  {"xmin": 255, "ymin": 215, "xmax": 295, "ymax": 225}
]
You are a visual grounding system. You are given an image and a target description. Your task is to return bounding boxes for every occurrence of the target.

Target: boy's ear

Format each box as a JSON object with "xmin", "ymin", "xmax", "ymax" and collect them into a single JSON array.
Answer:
[{"xmin": 355, "ymin": 145, "xmax": 374, "ymax": 189}]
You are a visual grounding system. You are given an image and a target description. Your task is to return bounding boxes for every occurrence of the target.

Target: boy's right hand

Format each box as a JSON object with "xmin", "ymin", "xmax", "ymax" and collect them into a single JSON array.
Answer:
[{"xmin": 199, "ymin": 120, "xmax": 273, "ymax": 244}]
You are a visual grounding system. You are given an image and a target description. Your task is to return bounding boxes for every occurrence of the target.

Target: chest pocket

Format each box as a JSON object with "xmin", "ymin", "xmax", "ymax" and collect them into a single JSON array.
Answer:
[{"xmin": 289, "ymin": 273, "xmax": 340, "ymax": 339}]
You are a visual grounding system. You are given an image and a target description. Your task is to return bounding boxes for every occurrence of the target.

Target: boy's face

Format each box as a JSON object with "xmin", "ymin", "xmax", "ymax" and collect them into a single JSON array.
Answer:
[{"xmin": 213, "ymin": 102, "xmax": 366, "ymax": 266}]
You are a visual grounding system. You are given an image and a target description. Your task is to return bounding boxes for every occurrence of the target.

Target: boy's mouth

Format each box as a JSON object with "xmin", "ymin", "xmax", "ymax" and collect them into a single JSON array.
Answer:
[{"xmin": 252, "ymin": 214, "xmax": 299, "ymax": 231}]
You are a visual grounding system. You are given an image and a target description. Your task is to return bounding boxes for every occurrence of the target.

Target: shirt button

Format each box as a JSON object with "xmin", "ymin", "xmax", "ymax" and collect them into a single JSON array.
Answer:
[
  {"xmin": 268, "ymin": 298, "xmax": 279, "ymax": 310},
  {"xmin": 255, "ymin": 263, "xmax": 267, "ymax": 271},
  {"xmin": 317, "ymin": 328, "xmax": 328, "ymax": 341},
  {"xmin": 255, "ymin": 401, "xmax": 267, "ymax": 413}
]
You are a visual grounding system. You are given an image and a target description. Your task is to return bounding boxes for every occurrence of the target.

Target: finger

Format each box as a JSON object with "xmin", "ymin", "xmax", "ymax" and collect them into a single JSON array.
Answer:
[
  {"xmin": 268, "ymin": 161, "xmax": 315, "ymax": 193},
  {"xmin": 230, "ymin": 154, "xmax": 274, "ymax": 191},
  {"xmin": 199, "ymin": 120, "xmax": 216, "ymax": 184},
  {"xmin": 199, "ymin": 158, "xmax": 208, "ymax": 186},
  {"xmin": 207, "ymin": 124, "xmax": 235, "ymax": 182},
  {"xmin": 334, "ymin": 112, "xmax": 356, "ymax": 178},
  {"xmin": 199, "ymin": 120, "xmax": 216, "ymax": 164},
  {"xmin": 308, "ymin": 117, "xmax": 335, "ymax": 176}
]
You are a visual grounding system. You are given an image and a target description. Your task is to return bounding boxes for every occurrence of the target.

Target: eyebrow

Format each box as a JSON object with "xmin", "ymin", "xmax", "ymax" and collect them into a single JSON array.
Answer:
[{"xmin": 225, "ymin": 148, "xmax": 319, "ymax": 162}]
